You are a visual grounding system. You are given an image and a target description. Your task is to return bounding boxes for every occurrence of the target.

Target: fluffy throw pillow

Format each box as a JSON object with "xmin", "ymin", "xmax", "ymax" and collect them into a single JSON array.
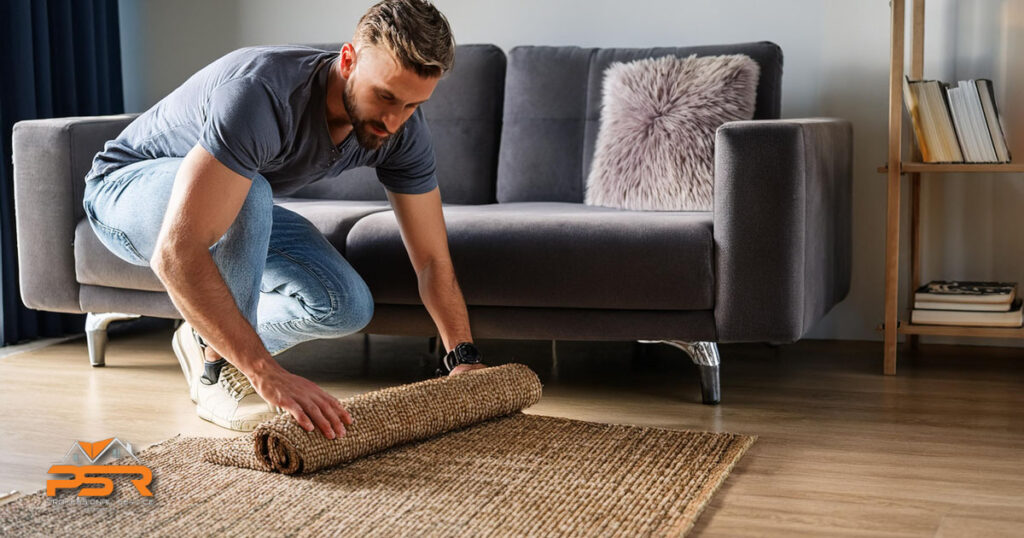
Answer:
[{"xmin": 584, "ymin": 53, "xmax": 760, "ymax": 211}]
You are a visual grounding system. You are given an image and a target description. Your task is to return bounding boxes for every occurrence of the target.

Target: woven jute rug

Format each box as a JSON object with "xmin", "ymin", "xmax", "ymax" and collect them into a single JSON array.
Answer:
[{"xmin": 0, "ymin": 364, "xmax": 755, "ymax": 537}]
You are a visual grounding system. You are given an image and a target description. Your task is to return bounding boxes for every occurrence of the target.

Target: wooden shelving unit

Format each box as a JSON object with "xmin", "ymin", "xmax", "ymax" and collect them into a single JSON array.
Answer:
[{"xmin": 880, "ymin": 0, "xmax": 1024, "ymax": 374}]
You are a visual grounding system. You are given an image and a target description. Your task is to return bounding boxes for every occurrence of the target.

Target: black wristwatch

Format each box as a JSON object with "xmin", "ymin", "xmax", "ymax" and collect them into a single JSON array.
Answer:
[{"xmin": 436, "ymin": 342, "xmax": 482, "ymax": 376}]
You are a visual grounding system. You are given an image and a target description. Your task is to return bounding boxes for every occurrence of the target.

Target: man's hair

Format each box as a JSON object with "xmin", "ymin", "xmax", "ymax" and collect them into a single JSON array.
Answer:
[{"xmin": 353, "ymin": 0, "xmax": 455, "ymax": 79}]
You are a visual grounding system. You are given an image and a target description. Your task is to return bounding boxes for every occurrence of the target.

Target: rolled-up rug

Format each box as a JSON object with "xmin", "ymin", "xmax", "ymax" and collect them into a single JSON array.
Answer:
[{"xmin": 203, "ymin": 363, "xmax": 542, "ymax": 475}]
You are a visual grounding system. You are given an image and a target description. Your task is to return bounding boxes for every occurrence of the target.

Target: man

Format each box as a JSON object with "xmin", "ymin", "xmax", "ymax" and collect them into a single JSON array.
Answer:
[{"xmin": 80, "ymin": 0, "xmax": 486, "ymax": 440}]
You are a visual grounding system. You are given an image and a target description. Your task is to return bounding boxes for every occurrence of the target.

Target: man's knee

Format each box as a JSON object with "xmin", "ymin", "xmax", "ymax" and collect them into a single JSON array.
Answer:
[
  {"xmin": 336, "ymin": 276, "xmax": 375, "ymax": 331},
  {"xmin": 316, "ymin": 274, "xmax": 375, "ymax": 336}
]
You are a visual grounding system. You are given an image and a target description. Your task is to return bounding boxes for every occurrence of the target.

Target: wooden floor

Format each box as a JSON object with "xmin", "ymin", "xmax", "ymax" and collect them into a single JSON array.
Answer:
[{"xmin": 1, "ymin": 318, "xmax": 1022, "ymax": 537}]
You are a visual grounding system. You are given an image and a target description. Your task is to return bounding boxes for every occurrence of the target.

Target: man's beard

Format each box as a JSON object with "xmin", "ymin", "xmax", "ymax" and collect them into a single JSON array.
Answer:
[{"xmin": 342, "ymin": 79, "xmax": 404, "ymax": 151}]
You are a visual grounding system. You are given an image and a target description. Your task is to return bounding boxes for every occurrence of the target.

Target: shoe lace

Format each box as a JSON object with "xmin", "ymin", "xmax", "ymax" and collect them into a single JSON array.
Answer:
[{"xmin": 219, "ymin": 364, "xmax": 256, "ymax": 401}]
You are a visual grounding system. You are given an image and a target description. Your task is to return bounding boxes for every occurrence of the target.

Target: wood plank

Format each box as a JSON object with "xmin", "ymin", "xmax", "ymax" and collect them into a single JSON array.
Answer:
[
  {"xmin": 908, "ymin": 0, "xmax": 925, "ymax": 351},
  {"xmin": 878, "ymin": 162, "xmax": 1024, "ymax": 173},
  {"xmin": 884, "ymin": 0, "xmax": 906, "ymax": 375},
  {"xmin": 909, "ymin": 172, "xmax": 921, "ymax": 352},
  {"xmin": 935, "ymin": 516, "xmax": 1024, "ymax": 538},
  {"xmin": 876, "ymin": 319, "xmax": 1024, "ymax": 338},
  {"xmin": 898, "ymin": 323, "xmax": 1024, "ymax": 338},
  {"xmin": 911, "ymin": 0, "xmax": 925, "ymax": 80}
]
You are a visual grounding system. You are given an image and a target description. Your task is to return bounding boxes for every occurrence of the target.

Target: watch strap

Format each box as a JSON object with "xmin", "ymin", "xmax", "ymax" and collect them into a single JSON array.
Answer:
[{"xmin": 435, "ymin": 342, "xmax": 480, "ymax": 376}]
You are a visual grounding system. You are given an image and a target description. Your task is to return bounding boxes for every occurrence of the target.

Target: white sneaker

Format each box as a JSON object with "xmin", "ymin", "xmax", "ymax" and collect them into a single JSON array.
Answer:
[
  {"xmin": 195, "ymin": 360, "xmax": 283, "ymax": 432},
  {"xmin": 171, "ymin": 321, "xmax": 206, "ymax": 403},
  {"xmin": 171, "ymin": 321, "xmax": 285, "ymax": 431}
]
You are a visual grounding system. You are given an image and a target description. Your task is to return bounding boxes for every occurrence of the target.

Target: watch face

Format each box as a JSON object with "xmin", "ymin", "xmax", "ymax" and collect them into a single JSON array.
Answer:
[{"xmin": 457, "ymin": 343, "xmax": 480, "ymax": 363}]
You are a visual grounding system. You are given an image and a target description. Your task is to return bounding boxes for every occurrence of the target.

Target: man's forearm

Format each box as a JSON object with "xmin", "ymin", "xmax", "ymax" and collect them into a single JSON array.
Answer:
[
  {"xmin": 417, "ymin": 259, "xmax": 473, "ymax": 352},
  {"xmin": 152, "ymin": 243, "xmax": 276, "ymax": 377}
]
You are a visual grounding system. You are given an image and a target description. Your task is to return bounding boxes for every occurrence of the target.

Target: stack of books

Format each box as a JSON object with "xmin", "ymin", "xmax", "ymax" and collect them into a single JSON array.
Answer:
[
  {"xmin": 911, "ymin": 281, "xmax": 1023, "ymax": 327},
  {"xmin": 903, "ymin": 77, "xmax": 1011, "ymax": 163}
]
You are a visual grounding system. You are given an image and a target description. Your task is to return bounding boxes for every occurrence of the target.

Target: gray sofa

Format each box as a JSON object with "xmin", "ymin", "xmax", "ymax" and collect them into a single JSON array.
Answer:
[{"xmin": 12, "ymin": 41, "xmax": 852, "ymax": 405}]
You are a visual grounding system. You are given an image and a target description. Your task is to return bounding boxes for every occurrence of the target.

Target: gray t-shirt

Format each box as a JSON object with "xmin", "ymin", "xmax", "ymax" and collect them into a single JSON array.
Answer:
[{"xmin": 86, "ymin": 45, "xmax": 439, "ymax": 196}]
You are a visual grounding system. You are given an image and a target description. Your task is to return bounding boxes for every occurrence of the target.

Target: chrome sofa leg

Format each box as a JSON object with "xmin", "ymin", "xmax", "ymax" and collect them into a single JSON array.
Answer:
[
  {"xmin": 85, "ymin": 312, "xmax": 141, "ymax": 367},
  {"xmin": 550, "ymin": 340, "xmax": 559, "ymax": 382},
  {"xmin": 638, "ymin": 340, "xmax": 721, "ymax": 405}
]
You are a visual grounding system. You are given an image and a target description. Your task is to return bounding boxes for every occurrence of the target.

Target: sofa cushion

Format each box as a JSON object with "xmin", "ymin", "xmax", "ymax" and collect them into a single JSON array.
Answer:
[
  {"xmin": 272, "ymin": 197, "xmax": 392, "ymax": 253},
  {"xmin": 497, "ymin": 42, "xmax": 783, "ymax": 203},
  {"xmin": 345, "ymin": 202, "xmax": 714, "ymax": 310},
  {"xmin": 289, "ymin": 44, "xmax": 506, "ymax": 204},
  {"xmin": 74, "ymin": 219, "xmax": 166, "ymax": 291},
  {"xmin": 74, "ymin": 198, "xmax": 391, "ymax": 291}
]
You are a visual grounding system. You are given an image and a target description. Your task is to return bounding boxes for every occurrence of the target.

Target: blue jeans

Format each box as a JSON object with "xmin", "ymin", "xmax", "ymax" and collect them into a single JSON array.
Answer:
[{"xmin": 81, "ymin": 157, "xmax": 375, "ymax": 357}]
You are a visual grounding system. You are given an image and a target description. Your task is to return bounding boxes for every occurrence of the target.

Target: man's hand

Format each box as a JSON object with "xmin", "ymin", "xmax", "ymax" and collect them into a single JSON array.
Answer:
[
  {"xmin": 449, "ymin": 363, "xmax": 487, "ymax": 376},
  {"xmin": 249, "ymin": 363, "xmax": 354, "ymax": 439}
]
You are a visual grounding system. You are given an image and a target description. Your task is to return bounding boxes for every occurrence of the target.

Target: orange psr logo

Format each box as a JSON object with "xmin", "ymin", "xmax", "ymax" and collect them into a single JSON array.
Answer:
[{"xmin": 46, "ymin": 438, "xmax": 153, "ymax": 497}]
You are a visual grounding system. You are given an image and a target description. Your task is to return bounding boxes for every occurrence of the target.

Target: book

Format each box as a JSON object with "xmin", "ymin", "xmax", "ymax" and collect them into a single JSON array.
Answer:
[
  {"xmin": 912, "ymin": 298, "xmax": 1023, "ymax": 327},
  {"xmin": 902, "ymin": 77, "xmax": 1010, "ymax": 163},
  {"xmin": 947, "ymin": 82, "xmax": 981, "ymax": 162},
  {"xmin": 913, "ymin": 300, "xmax": 1013, "ymax": 312},
  {"xmin": 959, "ymin": 80, "xmax": 999, "ymax": 162},
  {"xmin": 904, "ymin": 77, "xmax": 964, "ymax": 163},
  {"xmin": 903, "ymin": 76, "xmax": 934, "ymax": 162},
  {"xmin": 976, "ymin": 79, "xmax": 1012, "ymax": 163},
  {"xmin": 913, "ymin": 280, "xmax": 1017, "ymax": 305}
]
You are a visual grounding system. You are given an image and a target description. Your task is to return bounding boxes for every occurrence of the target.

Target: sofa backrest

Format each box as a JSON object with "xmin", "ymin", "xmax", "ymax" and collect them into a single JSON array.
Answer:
[
  {"xmin": 290, "ymin": 43, "xmax": 506, "ymax": 204},
  {"xmin": 495, "ymin": 42, "xmax": 784, "ymax": 203}
]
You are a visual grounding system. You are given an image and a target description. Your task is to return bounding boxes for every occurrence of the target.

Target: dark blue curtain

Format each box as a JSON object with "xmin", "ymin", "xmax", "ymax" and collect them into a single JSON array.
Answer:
[{"xmin": 0, "ymin": 0, "xmax": 123, "ymax": 346}]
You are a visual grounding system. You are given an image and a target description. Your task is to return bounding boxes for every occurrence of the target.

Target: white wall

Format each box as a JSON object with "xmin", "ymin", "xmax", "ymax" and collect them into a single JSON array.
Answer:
[
  {"xmin": 118, "ymin": 0, "xmax": 241, "ymax": 112},
  {"xmin": 118, "ymin": 0, "xmax": 1024, "ymax": 347}
]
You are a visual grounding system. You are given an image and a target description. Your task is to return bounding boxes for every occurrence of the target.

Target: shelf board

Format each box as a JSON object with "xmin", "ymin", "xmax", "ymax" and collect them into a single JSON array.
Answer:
[
  {"xmin": 878, "ymin": 162, "xmax": 1024, "ymax": 174},
  {"xmin": 880, "ymin": 321, "xmax": 1024, "ymax": 338}
]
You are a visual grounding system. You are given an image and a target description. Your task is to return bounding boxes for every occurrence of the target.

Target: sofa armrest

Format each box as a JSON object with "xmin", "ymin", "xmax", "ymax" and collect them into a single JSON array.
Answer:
[
  {"xmin": 713, "ymin": 118, "xmax": 853, "ymax": 343},
  {"xmin": 12, "ymin": 114, "xmax": 138, "ymax": 313}
]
